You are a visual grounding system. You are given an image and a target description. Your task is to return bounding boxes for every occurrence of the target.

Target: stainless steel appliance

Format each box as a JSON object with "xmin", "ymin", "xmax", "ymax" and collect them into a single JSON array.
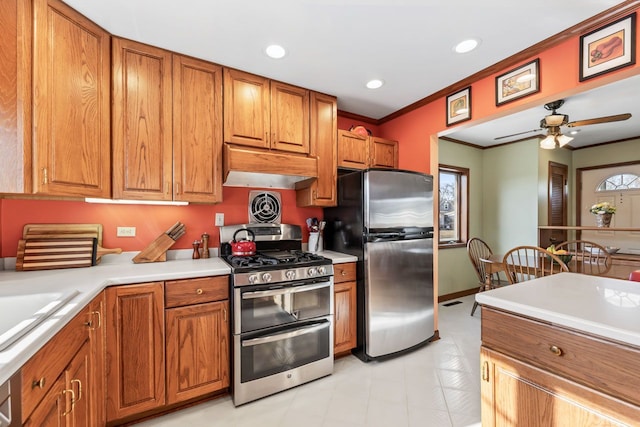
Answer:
[
  {"xmin": 219, "ymin": 224, "xmax": 334, "ymax": 406},
  {"xmin": 324, "ymin": 169, "xmax": 435, "ymax": 361}
]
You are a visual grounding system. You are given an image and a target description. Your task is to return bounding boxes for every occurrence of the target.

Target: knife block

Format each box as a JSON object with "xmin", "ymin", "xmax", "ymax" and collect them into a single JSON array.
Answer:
[{"xmin": 132, "ymin": 233, "xmax": 176, "ymax": 263}]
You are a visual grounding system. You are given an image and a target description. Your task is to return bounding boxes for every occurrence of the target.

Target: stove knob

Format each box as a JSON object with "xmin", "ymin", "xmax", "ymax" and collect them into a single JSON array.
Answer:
[
  {"xmin": 317, "ymin": 266, "xmax": 326, "ymax": 275},
  {"xmin": 307, "ymin": 267, "xmax": 317, "ymax": 276},
  {"xmin": 285, "ymin": 270, "xmax": 296, "ymax": 280},
  {"xmin": 248, "ymin": 274, "xmax": 259, "ymax": 284},
  {"xmin": 262, "ymin": 273, "xmax": 272, "ymax": 282}
]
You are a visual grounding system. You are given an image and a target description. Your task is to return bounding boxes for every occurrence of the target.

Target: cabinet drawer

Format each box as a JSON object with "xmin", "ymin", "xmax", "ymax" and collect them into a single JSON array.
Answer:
[
  {"xmin": 165, "ymin": 276, "xmax": 229, "ymax": 308},
  {"xmin": 22, "ymin": 305, "xmax": 90, "ymax": 420},
  {"xmin": 482, "ymin": 307, "xmax": 640, "ymax": 407},
  {"xmin": 333, "ymin": 262, "xmax": 356, "ymax": 284}
]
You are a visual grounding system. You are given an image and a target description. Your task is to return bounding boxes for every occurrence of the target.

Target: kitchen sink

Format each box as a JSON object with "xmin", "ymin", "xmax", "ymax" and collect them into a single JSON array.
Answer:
[{"xmin": 0, "ymin": 290, "xmax": 79, "ymax": 351}]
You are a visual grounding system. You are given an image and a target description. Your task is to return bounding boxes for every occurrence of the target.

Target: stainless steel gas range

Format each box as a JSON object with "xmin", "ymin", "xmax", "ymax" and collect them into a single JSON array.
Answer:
[{"xmin": 219, "ymin": 223, "xmax": 334, "ymax": 406}]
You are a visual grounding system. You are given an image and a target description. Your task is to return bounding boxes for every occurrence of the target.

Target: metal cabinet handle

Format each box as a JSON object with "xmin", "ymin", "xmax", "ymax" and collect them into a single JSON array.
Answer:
[
  {"xmin": 242, "ymin": 322, "xmax": 328, "ymax": 347},
  {"xmin": 85, "ymin": 311, "xmax": 101, "ymax": 330},
  {"xmin": 71, "ymin": 378, "xmax": 82, "ymax": 402},
  {"xmin": 32, "ymin": 377, "xmax": 46, "ymax": 389},
  {"xmin": 341, "ymin": 270, "xmax": 347, "ymax": 276},
  {"xmin": 196, "ymin": 288, "xmax": 203, "ymax": 295},
  {"xmin": 61, "ymin": 388, "xmax": 76, "ymax": 416},
  {"xmin": 242, "ymin": 281, "xmax": 329, "ymax": 299},
  {"xmin": 549, "ymin": 345, "xmax": 563, "ymax": 356}
]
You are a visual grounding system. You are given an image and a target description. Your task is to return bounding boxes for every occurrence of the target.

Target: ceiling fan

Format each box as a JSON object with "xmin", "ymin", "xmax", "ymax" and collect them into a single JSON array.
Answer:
[{"xmin": 495, "ymin": 99, "xmax": 632, "ymax": 148}]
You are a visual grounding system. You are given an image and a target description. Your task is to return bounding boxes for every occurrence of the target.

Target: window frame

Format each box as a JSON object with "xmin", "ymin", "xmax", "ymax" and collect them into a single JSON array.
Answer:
[{"xmin": 438, "ymin": 164, "xmax": 469, "ymax": 249}]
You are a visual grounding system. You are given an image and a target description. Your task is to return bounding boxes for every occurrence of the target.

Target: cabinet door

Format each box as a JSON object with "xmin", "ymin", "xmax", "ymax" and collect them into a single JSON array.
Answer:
[
  {"xmin": 166, "ymin": 301, "xmax": 230, "ymax": 404},
  {"xmin": 334, "ymin": 281, "xmax": 357, "ymax": 355},
  {"xmin": 297, "ymin": 92, "xmax": 337, "ymax": 207},
  {"xmin": 370, "ymin": 137, "xmax": 398, "ymax": 169},
  {"xmin": 0, "ymin": 0, "xmax": 31, "ymax": 193},
  {"xmin": 223, "ymin": 68, "xmax": 270, "ymax": 149},
  {"xmin": 87, "ymin": 293, "xmax": 105, "ymax": 426},
  {"xmin": 173, "ymin": 55, "xmax": 223, "ymax": 203},
  {"xmin": 337, "ymin": 130, "xmax": 368, "ymax": 170},
  {"xmin": 65, "ymin": 340, "xmax": 91, "ymax": 427},
  {"xmin": 481, "ymin": 347, "xmax": 640, "ymax": 426},
  {"xmin": 270, "ymin": 81, "xmax": 309, "ymax": 154},
  {"xmin": 106, "ymin": 283, "xmax": 165, "ymax": 421},
  {"xmin": 23, "ymin": 374, "xmax": 66, "ymax": 427},
  {"xmin": 32, "ymin": 0, "xmax": 110, "ymax": 197},
  {"xmin": 112, "ymin": 38, "xmax": 173, "ymax": 200}
]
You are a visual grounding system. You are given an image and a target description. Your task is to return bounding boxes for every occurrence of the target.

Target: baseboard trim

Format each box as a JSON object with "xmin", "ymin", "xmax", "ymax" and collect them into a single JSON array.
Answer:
[{"xmin": 438, "ymin": 287, "xmax": 478, "ymax": 303}]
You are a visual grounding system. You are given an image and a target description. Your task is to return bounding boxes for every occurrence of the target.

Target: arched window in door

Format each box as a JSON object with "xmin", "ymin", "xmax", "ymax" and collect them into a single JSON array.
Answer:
[{"xmin": 596, "ymin": 173, "xmax": 640, "ymax": 191}]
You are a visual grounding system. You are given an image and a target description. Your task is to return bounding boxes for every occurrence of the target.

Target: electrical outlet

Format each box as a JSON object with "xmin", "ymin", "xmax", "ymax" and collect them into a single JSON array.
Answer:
[
  {"xmin": 215, "ymin": 213, "xmax": 224, "ymax": 226},
  {"xmin": 117, "ymin": 226, "xmax": 136, "ymax": 237}
]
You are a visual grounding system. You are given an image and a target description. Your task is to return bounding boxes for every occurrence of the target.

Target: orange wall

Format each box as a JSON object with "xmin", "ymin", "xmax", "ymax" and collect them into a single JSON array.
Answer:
[
  {"xmin": 381, "ymin": 8, "xmax": 640, "ymax": 173},
  {"xmin": 0, "ymin": 188, "xmax": 322, "ymax": 257}
]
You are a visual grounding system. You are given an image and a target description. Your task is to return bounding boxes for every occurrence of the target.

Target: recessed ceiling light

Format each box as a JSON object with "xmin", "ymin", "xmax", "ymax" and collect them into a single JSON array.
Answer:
[
  {"xmin": 265, "ymin": 44, "xmax": 286, "ymax": 59},
  {"xmin": 453, "ymin": 38, "xmax": 480, "ymax": 54},
  {"xmin": 570, "ymin": 129, "xmax": 581, "ymax": 135},
  {"xmin": 366, "ymin": 79, "xmax": 384, "ymax": 89}
]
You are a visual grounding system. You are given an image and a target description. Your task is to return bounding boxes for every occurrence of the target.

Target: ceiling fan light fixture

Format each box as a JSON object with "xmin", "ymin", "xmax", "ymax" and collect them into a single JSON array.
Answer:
[
  {"xmin": 540, "ymin": 135, "xmax": 557, "ymax": 150},
  {"xmin": 556, "ymin": 134, "xmax": 573, "ymax": 147},
  {"xmin": 544, "ymin": 114, "xmax": 568, "ymax": 127}
]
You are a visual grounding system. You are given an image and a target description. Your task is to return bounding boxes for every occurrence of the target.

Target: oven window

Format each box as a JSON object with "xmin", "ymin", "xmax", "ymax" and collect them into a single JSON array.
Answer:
[
  {"xmin": 239, "ymin": 279, "xmax": 331, "ymax": 333},
  {"xmin": 240, "ymin": 319, "xmax": 330, "ymax": 383}
]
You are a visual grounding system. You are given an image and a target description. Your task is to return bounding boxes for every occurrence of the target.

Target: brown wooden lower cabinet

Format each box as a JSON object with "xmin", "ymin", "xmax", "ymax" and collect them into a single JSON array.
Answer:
[
  {"xmin": 22, "ymin": 294, "xmax": 103, "ymax": 426},
  {"xmin": 105, "ymin": 276, "xmax": 230, "ymax": 424},
  {"xmin": 480, "ymin": 307, "xmax": 640, "ymax": 425},
  {"xmin": 333, "ymin": 262, "xmax": 357, "ymax": 356}
]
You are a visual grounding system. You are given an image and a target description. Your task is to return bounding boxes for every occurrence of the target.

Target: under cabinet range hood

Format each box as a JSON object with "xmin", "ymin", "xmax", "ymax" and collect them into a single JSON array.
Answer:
[{"xmin": 222, "ymin": 145, "xmax": 318, "ymax": 189}]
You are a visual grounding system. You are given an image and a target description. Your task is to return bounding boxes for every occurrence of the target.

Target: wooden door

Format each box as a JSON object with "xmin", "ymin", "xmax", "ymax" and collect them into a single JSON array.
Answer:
[
  {"xmin": 297, "ymin": 92, "xmax": 337, "ymax": 207},
  {"xmin": 370, "ymin": 137, "xmax": 398, "ymax": 169},
  {"xmin": 337, "ymin": 130, "xmax": 368, "ymax": 170},
  {"xmin": 65, "ymin": 340, "xmax": 91, "ymax": 427},
  {"xmin": 0, "ymin": 0, "xmax": 31, "ymax": 193},
  {"xmin": 481, "ymin": 347, "xmax": 640, "ymax": 426},
  {"xmin": 270, "ymin": 81, "xmax": 309, "ymax": 154},
  {"xmin": 106, "ymin": 283, "xmax": 165, "ymax": 422},
  {"xmin": 112, "ymin": 38, "xmax": 173, "ymax": 200},
  {"xmin": 32, "ymin": 0, "xmax": 110, "ymax": 197},
  {"xmin": 165, "ymin": 301, "xmax": 230, "ymax": 404},
  {"xmin": 23, "ymin": 374, "xmax": 66, "ymax": 427},
  {"xmin": 223, "ymin": 68, "xmax": 270, "ymax": 149},
  {"xmin": 172, "ymin": 55, "xmax": 223, "ymax": 203},
  {"xmin": 544, "ymin": 161, "xmax": 568, "ymax": 246},
  {"xmin": 334, "ymin": 281, "xmax": 357, "ymax": 355}
]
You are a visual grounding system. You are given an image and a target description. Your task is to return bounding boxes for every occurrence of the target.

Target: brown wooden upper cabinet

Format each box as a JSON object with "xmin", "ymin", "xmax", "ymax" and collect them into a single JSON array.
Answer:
[
  {"xmin": 337, "ymin": 130, "xmax": 398, "ymax": 170},
  {"xmin": 224, "ymin": 68, "xmax": 310, "ymax": 154},
  {"xmin": 296, "ymin": 92, "xmax": 338, "ymax": 207},
  {"xmin": 112, "ymin": 38, "xmax": 223, "ymax": 203},
  {"xmin": 32, "ymin": 0, "xmax": 111, "ymax": 197}
]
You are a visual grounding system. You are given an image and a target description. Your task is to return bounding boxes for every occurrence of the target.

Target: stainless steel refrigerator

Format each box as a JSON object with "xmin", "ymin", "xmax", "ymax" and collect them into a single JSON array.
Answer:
[{"xmin": 324, "ymin": 169, "xmax": 435, "ymax": 361}]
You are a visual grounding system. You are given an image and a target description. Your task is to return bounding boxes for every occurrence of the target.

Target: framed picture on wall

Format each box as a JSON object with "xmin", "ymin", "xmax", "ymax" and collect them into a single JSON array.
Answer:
[
  {"xmin": 495, "ymin": 59, "xmax": 540, "ymax": 106},
  {"xmin": 579, "ymin": 13, "xmax": 636, "ymax": 81},
  {"xmin": 446, "ymin": 86, "xmax": 471, "ymax": 126}
]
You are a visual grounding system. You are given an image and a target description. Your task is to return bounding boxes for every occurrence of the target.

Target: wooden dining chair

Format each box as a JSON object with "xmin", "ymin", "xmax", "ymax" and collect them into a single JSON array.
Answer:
[
  {"xmin": 503, "ymin": 245, "xmax": 569, "ymax": 284},
  {"xmin": 467, "ymin": 237, "xmax": 509, "ymax": 316},
  {"xmin": 553, "ymin": 240, "xmax": 612, "ymax": 276}
]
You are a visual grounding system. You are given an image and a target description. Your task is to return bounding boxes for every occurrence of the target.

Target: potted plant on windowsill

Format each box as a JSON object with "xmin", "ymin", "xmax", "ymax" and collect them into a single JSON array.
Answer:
[{"xmin": 590, "ymin": 202, "xmax": 616, "ymax": 228}]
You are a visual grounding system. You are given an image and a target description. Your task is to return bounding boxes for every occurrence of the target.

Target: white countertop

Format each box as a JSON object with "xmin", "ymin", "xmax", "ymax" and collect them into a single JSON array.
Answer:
[
  {"xmin": 0, "ymin": 249, "xmax": 355, "ymax": 385},
  {"xmin": 476, "ymin": 272, "xmax": 640, "ymax": 348}
]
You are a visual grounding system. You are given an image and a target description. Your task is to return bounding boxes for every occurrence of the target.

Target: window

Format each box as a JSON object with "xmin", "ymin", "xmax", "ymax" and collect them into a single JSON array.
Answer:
[
  {"xmin": 439, "ymin": 165, "xmax": 469, "ymax": 246},
  {"xmin": 596, "ymin": 173, "xmax": 640, "ymax": 191}
]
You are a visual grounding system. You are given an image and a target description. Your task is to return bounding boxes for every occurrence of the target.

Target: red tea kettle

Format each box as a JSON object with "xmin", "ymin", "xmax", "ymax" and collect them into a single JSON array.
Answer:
[{"xmin": 231, "ymin": 229, "xmax": 256, "ymax": 256}]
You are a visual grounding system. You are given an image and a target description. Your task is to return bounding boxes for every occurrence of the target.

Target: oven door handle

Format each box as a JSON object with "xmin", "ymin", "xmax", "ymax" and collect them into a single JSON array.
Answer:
[
  {"xmin": 241, "ymin": 322, "xmax": 328, "ymax": 347},
  {"xmin": 242, "ymin": 281, "xmax": 329, "ymax": 300}
]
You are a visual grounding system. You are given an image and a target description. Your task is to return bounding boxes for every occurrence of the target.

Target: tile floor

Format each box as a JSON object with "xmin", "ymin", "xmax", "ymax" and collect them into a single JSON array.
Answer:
[{"xmin": 137, "ymin": 294, "xmax": 482, "ymax": 427}]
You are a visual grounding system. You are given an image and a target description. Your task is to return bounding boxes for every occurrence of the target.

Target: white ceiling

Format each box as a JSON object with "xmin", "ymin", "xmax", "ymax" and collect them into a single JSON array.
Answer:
[{"xmin": 61, "ymin": 0, "xmax": 624, "ymax": 122}]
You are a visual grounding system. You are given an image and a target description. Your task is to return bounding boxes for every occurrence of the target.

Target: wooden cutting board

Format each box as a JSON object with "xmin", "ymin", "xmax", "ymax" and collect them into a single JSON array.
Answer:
[
  {"xmin": 22, "ymin": 223, "xmax": 121, "ymax": 263},
  {"xmin": 16, "ymin": 238, "xmax": 97, "ymax": 271}
]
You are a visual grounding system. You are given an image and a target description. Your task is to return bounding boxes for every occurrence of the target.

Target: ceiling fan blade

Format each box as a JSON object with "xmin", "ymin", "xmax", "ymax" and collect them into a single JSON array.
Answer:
[
  {"xmin": 566, "ymin": 113, "xmax": 631, "ymax": 127},
  {"xmin": 494, "ymin": 129, "xmax": 542, "ymax": 140}
]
